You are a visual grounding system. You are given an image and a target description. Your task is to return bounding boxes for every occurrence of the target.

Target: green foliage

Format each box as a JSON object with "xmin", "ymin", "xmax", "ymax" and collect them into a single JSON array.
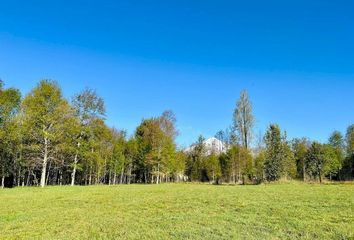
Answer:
[
  {"xmin": 0, "ymin": 85, "xmax": 21, "ymax": 181},
  {"xmin": 305, "ymin": 142, "xmax": 342, "ymax": 182},
  {"xmin": 291, "ymin": 138, "xmax": 309, "ymax": 179},
  {"xmin": 0, "ymin": 79, "xmax": 353, "ymax": 186},
  {"xmin": 264, "ymin": 124, "xmax": 296, "ymax": 181},
  {"xmin": 346, "ymin": 124, "xmax": 354, "ymax": 156},
  {"xmin": 225, "ymin": 145, "xmax": 253, "ymax": 184},
  {"xmin": 204, "ymin": 153, "xmax": 222, "ymax": 183},
  {"xmin": 254, "ymin": 150, "xmax": 266, "ymax": 182},
  {"xmin": 186, "ymin": 136, "xmax": 206, "ymax": 181}
]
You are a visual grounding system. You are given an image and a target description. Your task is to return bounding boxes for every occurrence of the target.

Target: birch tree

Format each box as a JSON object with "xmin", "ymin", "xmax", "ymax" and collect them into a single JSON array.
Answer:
[
  {"xmin": 71, "ymin": 88, "xmax": 105, "ymax": 186},
  {"xmin": 21, "ymin": 80, "xmax": 71, "ymax": 187}
]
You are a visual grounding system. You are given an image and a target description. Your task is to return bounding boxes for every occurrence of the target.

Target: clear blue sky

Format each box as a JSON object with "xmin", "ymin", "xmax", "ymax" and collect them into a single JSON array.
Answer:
[{"xmin": 1, "ymin": 0, "xmax": 353, "ymax": 147}]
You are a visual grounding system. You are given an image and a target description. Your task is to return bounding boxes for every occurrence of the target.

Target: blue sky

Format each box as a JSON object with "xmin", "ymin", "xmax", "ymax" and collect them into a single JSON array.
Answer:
[{"xmin": 0, "ymin": 0, "xmax": 353, "ymax": 147}]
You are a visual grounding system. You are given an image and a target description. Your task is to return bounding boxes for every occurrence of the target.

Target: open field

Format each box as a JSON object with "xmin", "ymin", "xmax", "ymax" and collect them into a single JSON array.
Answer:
[{"xmin": 0, "ymin": 183, "xmax": 353, "ymax": 240}]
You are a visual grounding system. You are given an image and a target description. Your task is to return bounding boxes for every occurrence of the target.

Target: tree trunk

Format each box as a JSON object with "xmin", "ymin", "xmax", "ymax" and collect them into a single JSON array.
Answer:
[
  {"xmin": 89, "ymin": 167, "xmax": 92, "ymax": 185},
  {"xmin": 71, "ymin": 150, "xmax": 79, "ymax": 186},
  {"xmin": 127, "ymin": 164, "xmax": 132, "ymax": 185},
  {"xmin": 108, "ymin": 170, "xmax": 112, "ymax": 185},
  {"xmin": 113, "ymin": 172, "xmax": 117, "ymax": 185},
  {"xmin": 1, "ymin": 176, "xmax": 4, "ymax": 189},
  {"xmin": 156, "ymin": 162, "xmax": 160, "ymax": 184},
  {"xmin": 17, "ymin": 167, "xmax": 21, "ymax": 187},
  {"xmin": 120, "ymin": 166, "xmax": 125, "ymax": 184},
  {"xmin": 303, "ymin": 162, "xmax": 306, "ymax": 182},
  {"xmin": 26, "ymin": 171, "xmax": 30, "ymax": 186},
  {"xmin": 40, "ymin": 137, "xmax": 48, "ymax": 188},
  {"xmin": 59, "ymin": 170, "xmax": 63, "ymax": 186},
  {"xmin": 46, "ymin": 161, "xmax": 52, "ymax": 186}
]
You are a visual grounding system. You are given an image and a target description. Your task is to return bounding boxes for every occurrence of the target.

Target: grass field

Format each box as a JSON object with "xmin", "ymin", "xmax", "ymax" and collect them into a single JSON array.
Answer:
[{"xmin": 0, "ymin": 183, "xmax": 353, "ymax": 240}]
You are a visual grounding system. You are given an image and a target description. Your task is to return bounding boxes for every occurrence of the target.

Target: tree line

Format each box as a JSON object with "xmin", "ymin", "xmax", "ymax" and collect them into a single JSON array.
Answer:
[{"xmin": 0, "ymin": 80, "xmax": 353, "ymax": 188}]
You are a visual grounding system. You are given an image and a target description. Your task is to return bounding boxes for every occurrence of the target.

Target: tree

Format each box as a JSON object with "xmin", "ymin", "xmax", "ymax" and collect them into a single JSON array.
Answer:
[
  {"xmin": 134, "ymin": 112, "xmax": 178, "ymax": 184},
  {"xmin": 0, "ymin": 82, "xmax": 21, "ymax": 188},
  {"xmin": 71, "ymin": 88, "xmax": 106, "ymax": 186},
  {"xmin": 159, "ymin": 110, "xmax": 178, "ymax": 140},
  {"xmin": 233, "ymin": 90, "xmax": 254, "ymax": 149},
  {"xmin": 21, "ymin": 80, "xmax": 71, "ymax": 187},
  {"xmin": 343, "ymin": 125, "xmax": 354, "ymax": 179},
  {"xmin": 346, "ymin": 125, "xmax": 354, "ymax": 156},
  {"xmin": 135, "ymin": 118, "xmax": 164, "ymax": 184},
  {"xmin": 254, "ymin": 150, "xmax": 266, "ymax": 183},
  {"xmin": 124, "ymin": 138, "xmax": 138, "ymax": 184},
  {"xmin": 305, "ymin": 142, "xmax": 342, "ymax": 183},
  {"xmin": 109, "ymin": 129, "xmax": 126, "ymax": 185},
  {"xmin": 186, "ymin": 136, "xmax": 206, "ymax": 182},
  {"xmin": 205, "ymin": 153, "xmax": 221, "ymax": 184},
  {"xmin": 328, "ymin": 131, "xmax": 345, "ymax": 180},
  {"xmin": 282, "ymin": 140, "xmax": 296, "ymax": 179},
  {"xmin": 264, "ymin": 124, "xmax": 283, "ymax": 181},
  {"xmin": 215, "ymin": 128, "xmax": 232, "ymax": 148},
  {"xmin": 226, "ymin": 145, "xmax": 253, "ymax": 184},
  {"xmin": 264, "ymin": 124, "xmax": 295, "ymax": 181},
  {"xmin": 291, "ymin": 138, "xmax": 310, "ymax": 180},
  {"xmin": 171, "ymin": 150, "xmax": 186, "ymax": 182}
]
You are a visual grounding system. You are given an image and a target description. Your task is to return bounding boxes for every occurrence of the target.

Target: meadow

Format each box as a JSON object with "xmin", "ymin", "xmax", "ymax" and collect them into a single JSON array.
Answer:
[{"xmin": 0, "ymin": 183, "xmax": 353, "ymax": 240}]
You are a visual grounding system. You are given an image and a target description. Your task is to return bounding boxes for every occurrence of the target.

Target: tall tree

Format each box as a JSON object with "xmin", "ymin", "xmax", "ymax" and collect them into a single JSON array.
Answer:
[
  {"xmin": 343, "ymin": 124, "xmax": 354, "ymax": 179},
  {"xmin": 291, "ymin": 138, "xmax": 310, "ymax": 180},
  {"xmin": 186, "ymin": 136, "xmax": 206, "ymax": 182},
  {"xmin": 71, "ymin": 88, "xmax": 105, "ymax": 186},
  {"xmin": 264, "ymin": 124, "xmax": 295, "ymax": 181},
  {"xmin": 109, "ymin": 129, "xmax": 127, "ymax": 185},
  {"xmin": 135, "ymin": 111, "xmax": 178, "ymax": 184},
  {"xmin": 346, "ymin": 124, "xmax": 354, "ymax": 156},
  {"xmin": 205, "ymin": 153, "xmax": 222, "ymax": 184},
  {"xmin": 328, "ymin": 131, "xmax": 345, "ymax": 180},
  {"xmin": 0, "ymin": 81, "xmax": 21, "ymax": 188},
  {"xmin": 264, "ymin": 124, "xmax": 283, "ymax": 181},
  {"xmin": 21, "ymin": 80, "xmax": 71, "ymax": 187},
  {"xmin": 233, "ymin": 90, "xmax": 254, "ymax": 149}
]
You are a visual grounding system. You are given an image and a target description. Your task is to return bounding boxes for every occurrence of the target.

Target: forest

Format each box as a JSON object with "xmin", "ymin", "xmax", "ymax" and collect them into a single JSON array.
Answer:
[{"xmin": 0, "ymin": 79, "xmax": 353, "ymax": 188}]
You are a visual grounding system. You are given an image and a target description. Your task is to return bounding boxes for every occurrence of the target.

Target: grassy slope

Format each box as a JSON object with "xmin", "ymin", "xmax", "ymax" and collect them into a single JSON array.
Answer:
[{"xmin": 0, "ymin": 183, "xmax": 353, "ymax": 240}]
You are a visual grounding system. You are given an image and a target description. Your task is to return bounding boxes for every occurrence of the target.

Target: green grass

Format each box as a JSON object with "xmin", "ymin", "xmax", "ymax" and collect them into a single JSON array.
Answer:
[{"xmin": 0, "ymin": 183, "xmax": 353, "ymax": 240}]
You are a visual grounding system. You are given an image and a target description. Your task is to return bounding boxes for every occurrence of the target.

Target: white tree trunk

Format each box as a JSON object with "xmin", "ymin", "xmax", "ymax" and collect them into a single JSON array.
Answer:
[
  {"xmin": 71, "ymin": 142, "xmax": 80, "ymax": 186},
  {"xmin": 120, "ymin": 166, "xmax": 125, "ymax": 184},
  {"xmin": 71, "ymin": 152, "xmax": 78, "ymax": 186},
  {"xmin": 113, "ymin": 172, "xmax": 117, "ymax": 185},
  {"xmin": 156, "ymin": 162, "xmax": 160, "ymax": 184},
  {"xmin": 40, "ymin": 137, "xmax": 48, "ymax": 188},
  {"xmin": 1, "ymin": 176, "xmax": 4, "ymax": 189}
]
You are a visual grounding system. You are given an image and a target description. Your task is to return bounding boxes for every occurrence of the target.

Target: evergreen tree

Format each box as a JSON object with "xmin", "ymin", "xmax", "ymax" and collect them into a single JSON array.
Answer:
[
  {"xmin": 264, "ymin": 124, "xmax": 283, "ymax": 181},
  {"xmin": 264, "ymin": 124, "xmax": 295, "ymax": 181}
]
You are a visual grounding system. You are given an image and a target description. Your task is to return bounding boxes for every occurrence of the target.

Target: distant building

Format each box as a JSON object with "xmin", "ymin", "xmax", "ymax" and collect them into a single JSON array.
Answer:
[{"xmin": 184, "ymin": 137, "xmax": 228, "ymax": 155}]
